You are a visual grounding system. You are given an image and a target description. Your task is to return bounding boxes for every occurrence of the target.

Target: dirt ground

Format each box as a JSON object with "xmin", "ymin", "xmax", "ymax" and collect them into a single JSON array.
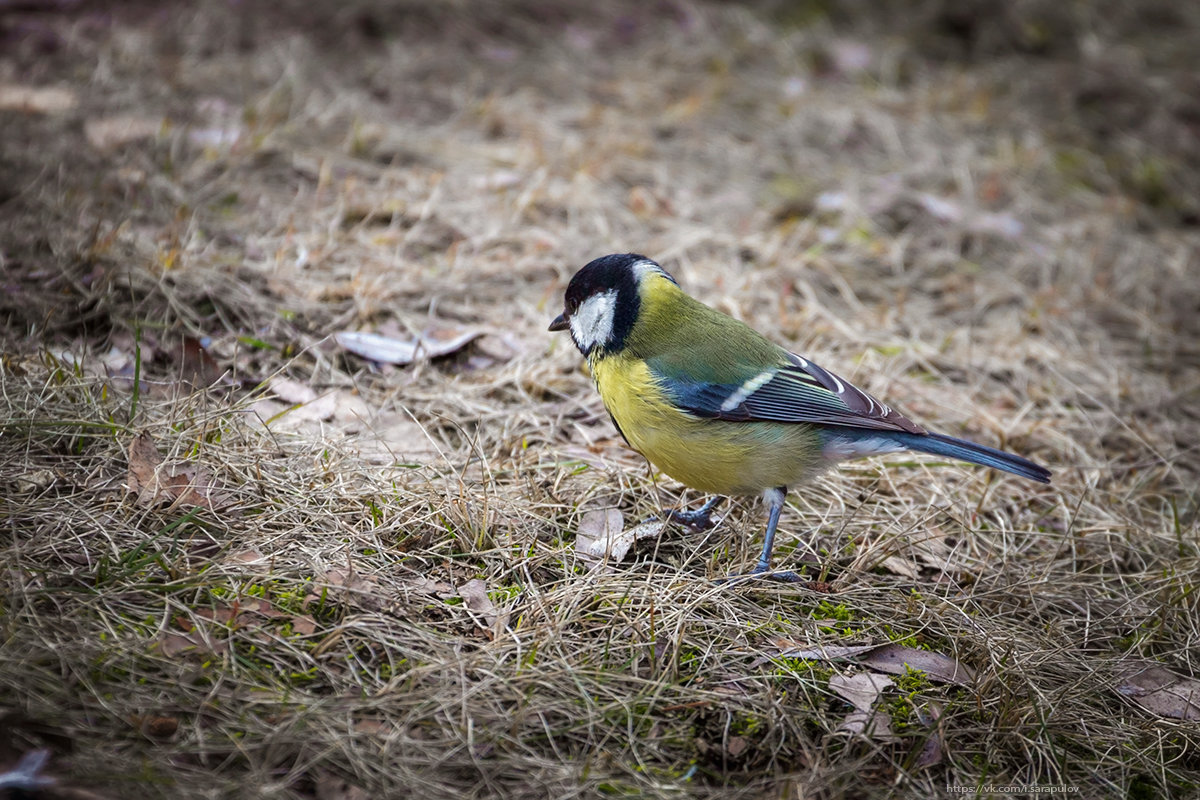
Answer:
[{"xmin": 2, "ymin": 1, "xmax": 1199, "ymax": 798}]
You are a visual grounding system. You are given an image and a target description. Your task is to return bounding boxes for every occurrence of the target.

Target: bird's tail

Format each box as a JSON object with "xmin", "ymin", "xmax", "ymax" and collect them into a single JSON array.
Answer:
[{"xmin": 891, "ymin": 431, "xmax": 1051, "ymax": 484}]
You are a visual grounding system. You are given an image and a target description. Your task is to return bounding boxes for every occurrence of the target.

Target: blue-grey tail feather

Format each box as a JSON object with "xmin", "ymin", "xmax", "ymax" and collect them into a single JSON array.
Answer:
[{"xmin": 890, "ymin": 431, "xmax": 1051, "ymax": 484}]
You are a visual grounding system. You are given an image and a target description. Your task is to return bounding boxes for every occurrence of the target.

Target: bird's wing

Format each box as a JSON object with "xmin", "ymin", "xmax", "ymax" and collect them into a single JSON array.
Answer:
[{"xmin": 653, "ymin": 351, "xmax": 925, "ymax": 434}]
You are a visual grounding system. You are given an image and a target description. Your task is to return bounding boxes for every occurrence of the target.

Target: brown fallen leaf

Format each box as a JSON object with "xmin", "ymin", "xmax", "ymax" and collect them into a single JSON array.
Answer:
[
  {"xmin": 913, "ymin": 703, "xmax": 944, "ymax": 769},
  {"xmin": 726, "ymin": 735, "xmax": 748, "ymax": 758},
  {"xmin": 830, "ymin": 672, "xmax": 894, "ymax": 712},
  {"xmin": 457, "ymin": 579, "xmax": 498, "ymax": 626},
  {"xmin": 269, "ymin": 376, "xmax": 317, "ymax": 404},
  {"xmin": 126, "ymin": 433, "xmax": 160, "ymax": 499},
  {"xmin": 177, "ymin": 337, "xmax": 223, "ymax": 388},
  {"xmin": 575, "ymin": 510, "xmax": 666, "ymax": 569},
  {"xmin": 192, "ymin": 606, "xmax": 240, "ymax": 626},
  {"xmin": 1116, "ymin": 662, "xmax": 1200, "ymax": 721},
  {"xmin": 773, "ymin": 642, "xmax": 879, "ymax": 662},
  {"xmin": 156, "ymin": 630, "xmax": 228, "ymax": 658},
  {"xmin": 14, "ymin": 469, "xmax": 56, "ymax": 494},
  {"xmin": 241, "ymin": 599, "xmax": 288, "ymax": 619},
  {"xmin": 858, "ymin": 644, "xmax": 976, "ymax": 687},
  {"xmin": 310, "ymin": 568, "xmax": 389, "ymax": 613},
  {"xmin": 575, "ymin": 508, "xmax": 625, "ymax": 567},
  {"xmin": 334, "ymin": 326, "xmax": 483, "ymax": 365},
  {"xmin": 353, "ymin": 718, "xmax": 393, "ymax": 736},
  {"xmin": 830, "ymin": 672, "xmax": 900, "ymax": 743},
  {"xmin": 772, "ymin": 640, "xmax": 974, "ymax": 687},
  {"xmin": 407, "ymin": 576, "xmax": 455, "ymax": 596},
  {"xmin": 126, "ymin": 433, "xmax": 223, "ymax": 510},
  {"xmin": 839, "ymin": 709, "xmax": 900, "ymax": 742},
  {"xmin": 129, "ymin": 715, "xmax": 179, "ymax": 740},
  {"xmin": 227, "ymin": 549, "xmax": 267, "ymax": 565}
]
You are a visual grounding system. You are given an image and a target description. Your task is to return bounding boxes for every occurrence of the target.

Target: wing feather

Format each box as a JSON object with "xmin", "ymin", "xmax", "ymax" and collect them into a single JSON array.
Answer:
[{"xmin": 657, "ymin": 351, "xmax": 924, "ymax": 434}]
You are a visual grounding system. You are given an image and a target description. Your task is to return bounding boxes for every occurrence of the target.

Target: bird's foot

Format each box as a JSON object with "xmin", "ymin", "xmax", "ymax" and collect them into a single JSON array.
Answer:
[
  {"xmin": 648, "ymin": 497, "xmax": 725, "ymax": 531},
  {"xmin": 716, "ymin": 562, "xmax": 805, "ymax": 585},
  {"xmin": 661, "ymin": 507, "xmax": 718, "ymax": 531}
]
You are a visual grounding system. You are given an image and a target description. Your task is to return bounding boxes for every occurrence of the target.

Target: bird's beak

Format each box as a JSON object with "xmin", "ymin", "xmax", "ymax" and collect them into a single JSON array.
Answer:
[{"xmin": 548, "ymin": 313, "xmax": 568, "ymax": 332}]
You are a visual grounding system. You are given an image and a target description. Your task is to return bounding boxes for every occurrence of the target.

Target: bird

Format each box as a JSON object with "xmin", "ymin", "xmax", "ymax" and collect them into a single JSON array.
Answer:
[{"xmin": 549, "ymin": 253, "xmax": 1051, "ymax": 581}]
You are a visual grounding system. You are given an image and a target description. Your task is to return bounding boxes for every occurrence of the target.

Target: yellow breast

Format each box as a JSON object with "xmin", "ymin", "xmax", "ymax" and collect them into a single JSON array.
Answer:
[{"xmin": 588, "ymin": 353, "xmax": 824, "ymax": 495}]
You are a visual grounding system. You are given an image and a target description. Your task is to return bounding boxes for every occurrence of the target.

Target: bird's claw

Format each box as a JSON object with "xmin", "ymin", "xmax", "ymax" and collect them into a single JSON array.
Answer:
[
  {"xmin": 661, "ymin": 507, "xmax": 719, "ymax": 531},
  {"xmin": 715, "ymin": 564, "xmax": 805, "ymax": 585},
  {"xmin": 649, "ymin": 497, "xmax": 725, "ymax": 531}
]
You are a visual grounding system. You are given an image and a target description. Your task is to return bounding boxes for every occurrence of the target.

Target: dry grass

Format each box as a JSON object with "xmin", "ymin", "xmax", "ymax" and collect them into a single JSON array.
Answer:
[{"xmin": 2, "ymin": 2, "xmax": 1199, "ymax": 798}]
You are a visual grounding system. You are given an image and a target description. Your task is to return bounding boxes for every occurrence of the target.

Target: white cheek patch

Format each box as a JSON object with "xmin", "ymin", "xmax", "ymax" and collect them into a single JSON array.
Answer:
[{"xmin": 569, "ymin": 289, "xmax": 619, "ymax": 351}]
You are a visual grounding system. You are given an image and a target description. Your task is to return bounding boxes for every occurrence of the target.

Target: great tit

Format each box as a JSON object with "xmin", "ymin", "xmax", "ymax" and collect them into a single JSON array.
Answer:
[{"xmin": 550, "ymin": 253, "xmax": 1051, "ymax": 581}]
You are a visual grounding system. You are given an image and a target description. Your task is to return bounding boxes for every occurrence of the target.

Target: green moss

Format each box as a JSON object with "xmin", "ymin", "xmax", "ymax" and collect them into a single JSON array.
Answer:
[{"xmin": 812, "ymin": 600, "xmax": 857, "ymax": 622}]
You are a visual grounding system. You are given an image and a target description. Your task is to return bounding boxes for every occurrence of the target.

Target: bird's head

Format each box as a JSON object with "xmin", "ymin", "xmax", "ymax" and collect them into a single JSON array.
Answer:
[{"xmin": 549, "ymin": 253, "xmax": 678, "ymax": 356}]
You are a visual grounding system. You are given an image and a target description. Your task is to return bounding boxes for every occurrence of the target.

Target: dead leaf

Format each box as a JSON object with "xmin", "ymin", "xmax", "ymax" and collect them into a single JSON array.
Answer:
[
  {"xmin": 15, "ymin": 469, "xmax": 56, "ymax": 493},
  {"xmin": 290, "ymin": 615, "xmax": 318, "ymax": 636},
  {"xmin": 228, "ymin": 549, "xmax": 267, "ymax": 565},
  {"xmin": 253, "ymin": 387, "xmax": 366, "ymax": 431},
  {"xmin": 241, "ymin": 599, "xmax": 288, "ymax": 619},
  {"xmin": 726, "ymin": 735, "xmax": 748, "ymax": 757},
  {"xmin": 126, "ymin": 433, "xmax": 224, "ymax": 510},
  {"xmin": 407, "ymin": 576, "xmax": 455, "ymax": 596},
  {"xmin": 85, "ymin": 114, "xmax": 164, "ymax": 150},
  {"xmin": 364, "ymin": 412, "xmax": 439, "ymax": 460},
  {"xmin": 334, "ymin": 327, "xmax": 483, "ymax": 365},
  {"xmin": 575, "ymin": 511, "xmax": 667, "ymax": 569},
  {"xmin": 773, "ymin": 642, "xmax": 879, "ymax": 662},
  {"xmin": 130, "ymin": 715, "xmax": 179, "ymax": 740},
  {"xmin": 0, "ymin": 84, "xmax": 77, "ymax": 113},
  {"xmin": 311, "ymin": 568, "xmax": 389, "ymax": 613},
  {"xmin": 775, "ymin": 639, "xmax": 974, "ymax": 687},
  {"xmin": 913, "ymin": 703, "xmax": 943, "ymax": 769},
  {"xmin": 878, "ymin": 554, "xmax": 921, "ymax": 580},
  {"xmin": 830, "ymin": 672, "xmax": 894, "ymax": 711},
  {"xmin": 156, "ymin": 630, "xmax": 228, "ymax": 658},
  {"xmin": 839, "ymin": 709, "xmax": 900, "ymax": 743},
  {"xmin": 858, "ymin": 644, "xmax": 976, "ymax": 687},
  {"xmin": 353, "ymin": 718, "xmax": 392, "ymax": 736},
  {"xmin": 1116, "ymin": 662, "xmax": 1200, "ymax": 721},
  {"xmin": 126, "ymin": 433, "xmax": 161, "ymax": 498},
  {"xmin": 831, "ymin": 672, "xmax": 901, "ymax": 743},
  {"xmin": 457, "ymin": 579, "xmax": 498, "ymax": 626},
  {"xmin": 269, "ymin": 377, "xmax": 316, "ymax": 404},
  {"xmin": 177, "ymin": 337, "xmax": 222, "ymax": 387},
  {"xmin": 193, "ymin": 607, "xmax": 239, "ymax": 626},
  {"xmin": 575, "ymin": 508, "xmax": 625, "ymax": 567}
]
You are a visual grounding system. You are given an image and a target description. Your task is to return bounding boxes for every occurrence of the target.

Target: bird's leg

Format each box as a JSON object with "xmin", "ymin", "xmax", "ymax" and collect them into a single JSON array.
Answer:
[
  {"xmin": 721, "ymin": 487, "xmax": 803, "ymax": 583},
  {"xmin": 660, "ymin": 496, "xmax": 725, "ymax": 530}
]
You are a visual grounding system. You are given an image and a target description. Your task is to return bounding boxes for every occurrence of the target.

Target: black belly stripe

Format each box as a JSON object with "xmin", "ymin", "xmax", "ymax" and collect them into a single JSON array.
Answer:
[{"xmin": 607, "ymin": 410, "xmax": 632, "ymax": 447}]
